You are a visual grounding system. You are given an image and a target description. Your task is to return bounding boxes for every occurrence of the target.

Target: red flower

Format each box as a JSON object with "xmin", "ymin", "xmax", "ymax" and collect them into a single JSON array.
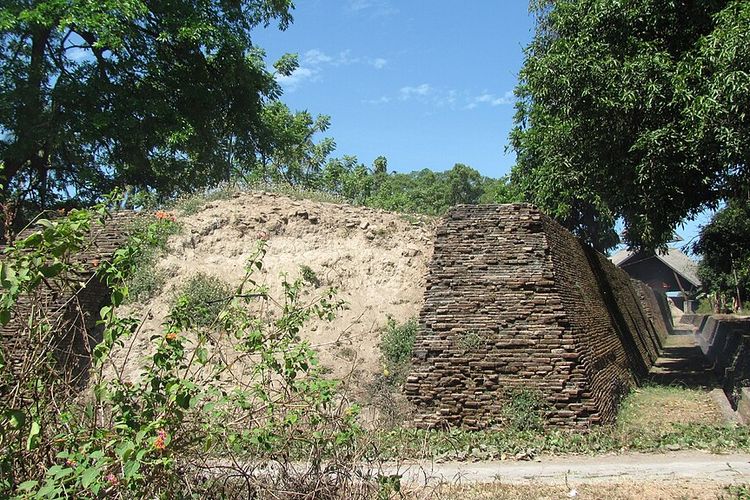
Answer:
[{"xmin": 154, "ymin": 429, "xmax": 168, "ymax": 451}]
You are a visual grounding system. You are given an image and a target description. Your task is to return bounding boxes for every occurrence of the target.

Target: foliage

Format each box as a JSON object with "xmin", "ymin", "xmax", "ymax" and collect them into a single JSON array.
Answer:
[
  {"xmin": 379, "ymin": 317, "xmax": 417, "ymax": 384},
  {"xmin": 249, "ymin": 101, "xmax": 337, "ymax": 187},
  {"xmin": 365, "ymin": 317, "xmax": 419, "ymax": 428},
  {"xmin": 0, "ymin": 0, "xmax": 295, "ymax": 226},
  {"xmin": 501, "ymin": 389, "xmax": 549, "ymax": 432},
  {"xmin": 171, "ymin": 273, "xmax": 231, "ymax": 328},
  {"xmin": 511, "ymin": 0, "xmax": 750, "ymax": 251},
  {"xmin": 299, "ymin": 264, "xmax": 322, "ymax": 288},
  {"xmin": 172, "ymin": 185, "xmax": 238, "ymax": 216},
  {"xmin": 122, "ymin": 212, "xmax": 181, "ymax": 303},
  {"xmin": 0, "ymin": 201, "xmax": 378, "ymax": 498},
  {"xmin": 0, "ymin": 195, "xmax": 118, "ymax": 494},
  {"xmin": 693, "ymin": 197, "xmax": 750, "ymax": 310},
  {"xmin": 372, "ymin": 422, "xmax": 750, "ymax": 461},
  {"xmin": 317, "ymin": 158, "xmax": 519, "ymax": 216}
]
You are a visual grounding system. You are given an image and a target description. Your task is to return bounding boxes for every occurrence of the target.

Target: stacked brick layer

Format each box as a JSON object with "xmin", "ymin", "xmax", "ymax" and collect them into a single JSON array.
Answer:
[
  {"xmin": 405, "ymin": 204, "xmax": 663, "ymax": 429},
  {"xmin": 0, "ymin": 212, "xmax": 135, "ymax": 385}
]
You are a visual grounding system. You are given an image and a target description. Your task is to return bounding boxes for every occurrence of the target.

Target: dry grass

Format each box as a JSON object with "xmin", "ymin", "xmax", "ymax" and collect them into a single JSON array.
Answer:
[
  {"xmin": 618, "ymin": 385, "xmax": 726, "ymax": 435},
  {"xmin": 420, "ymin": 480, "xmax": 740, "ymax": 500}
]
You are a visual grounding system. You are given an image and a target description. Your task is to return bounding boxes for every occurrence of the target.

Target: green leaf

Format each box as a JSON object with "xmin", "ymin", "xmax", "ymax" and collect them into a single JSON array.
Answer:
[
  {"xmin": 111, "ymin": 288, "xmax": 125, "ymax": 307},
  {"xmin": 17, "ymin": 480, "xmax": 38, "ymax": 492},
  {"xmin": 39, "ymin": 262, "xmax": 64, "ymax": 278},
  {"xmin": 7, "ymin": 409, "xmax": 24, "ymax": 428},
  {"xmin": 81, "ymin": 466, "xmax": 100, "ymax": 489},
  {"xmin": 26, "ymin": 421, "xmax": 40, "ymax": 450},
  {"xmin": 196, "ymin": 346, "xmax": 208, "ymax": 364}
]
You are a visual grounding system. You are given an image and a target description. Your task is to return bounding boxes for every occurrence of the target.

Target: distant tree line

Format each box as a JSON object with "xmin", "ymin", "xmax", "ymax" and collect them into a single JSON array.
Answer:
[{"xmin": 294, "ymin": 156, "xmax": 518, "ymax": 216}]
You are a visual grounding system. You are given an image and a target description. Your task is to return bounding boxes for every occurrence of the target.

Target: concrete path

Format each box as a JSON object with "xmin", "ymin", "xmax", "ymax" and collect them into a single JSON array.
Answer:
[{"xmin": 387, "ymin": 451, "xmax": 750, "ymax": 485}]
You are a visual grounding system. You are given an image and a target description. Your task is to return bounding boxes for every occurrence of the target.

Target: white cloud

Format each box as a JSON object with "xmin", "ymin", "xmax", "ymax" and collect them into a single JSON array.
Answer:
[
  {"xmin": 303, "ymin": 49, "xmax": 333, "ymax": 65},
  {"xmin": 370, "ymin": 57, "xmax": 388, "ymax": 69},
  {"xmin": 348, "ymin": 0, "xmax": 372, "ymax": 11},
  {"xmin": 276, "ymin": 66, "xmax": 318, "ymax": 90},
  {"xmin": 347, "ymin": 0, "xmax": 398, "ymax": 17},
  {"xmin": 467, "ymin": 90, "xmax": 515, "ymax": 109},
  {"xmin": 368, "ymin": 86, "xmax": 515, "ymax": 110},
  {"xmin": 363, "ymin": 96, "xmax": 391, "ymax": 105},
  {"xmin": 399, "ymin": 83, "xmax": 432, "ymax": 99},
  {"xmin": 278, "ymin": 48, "xmax": 387, "ymax": 89}
]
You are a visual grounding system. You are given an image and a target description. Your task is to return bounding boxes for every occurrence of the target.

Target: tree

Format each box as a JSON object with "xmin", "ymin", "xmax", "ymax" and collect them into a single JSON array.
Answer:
[
  {"xmin": 693, "ymin": 197, "xmax": 750, "ymax": 311},
  {"xmin": 0, "ymin": 0, "xmax": 294, "ymax": 223},
  {"xmin": 511, "ymin": 0, "xmax": 750, "ymax": 251},
  {"xmin": 250, "ymin": 101, "xmax": 335, "ymax": 187}
]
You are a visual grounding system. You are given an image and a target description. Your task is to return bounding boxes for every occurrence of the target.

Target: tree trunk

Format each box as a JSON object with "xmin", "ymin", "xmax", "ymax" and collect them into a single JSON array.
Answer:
[{"xmin": 3, "ymin": 26, "xmax": 52, "ymax": 204}]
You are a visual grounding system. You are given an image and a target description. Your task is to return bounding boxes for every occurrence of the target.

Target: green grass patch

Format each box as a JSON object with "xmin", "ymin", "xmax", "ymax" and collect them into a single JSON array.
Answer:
[
  {"xmin": 173, "ymin": 185, "xmax": 238, "ymax": 215},
  {"xmin": 171, "ymin": 273, "xmax": 232, "ymax": 328},
  {"xmin": 123, "ymin": 215, "xmax": 181, "ymax": 303},
  {"xmin": 367, "ymin": 423, "xmax": 750, "ymax": 460},
  {"xmin": 366, "ymin": 384, "xmax": 750, "ymax": 459}
]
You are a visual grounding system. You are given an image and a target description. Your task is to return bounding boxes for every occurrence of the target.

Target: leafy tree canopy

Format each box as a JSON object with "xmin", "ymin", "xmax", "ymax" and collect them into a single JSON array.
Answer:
[
  {"xmin": 0, "ymin": 0, "xmax": 295, "ymax": 220},
  {"xmin": 316, "ymin": 158, "xmax": 519, "ymax": 216},
  {"xmin": 693, "ymin": 196, "xmax": 750, "ymax": 308},
  {"xmin": 511, "ymin": 0, "xmax": 750, "ymax": 251}
]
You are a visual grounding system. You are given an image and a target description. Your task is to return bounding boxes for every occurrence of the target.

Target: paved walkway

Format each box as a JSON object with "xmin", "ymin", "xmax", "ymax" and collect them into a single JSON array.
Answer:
[{"xmin": 388, "ymin": 451, "xmax": 750, "ymax": 485}]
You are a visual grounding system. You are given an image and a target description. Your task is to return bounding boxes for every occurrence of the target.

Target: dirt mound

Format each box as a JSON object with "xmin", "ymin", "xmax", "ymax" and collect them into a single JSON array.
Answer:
[{"xmin": 113, "ymin": 191, "xmax": 435, "ymax": 402}]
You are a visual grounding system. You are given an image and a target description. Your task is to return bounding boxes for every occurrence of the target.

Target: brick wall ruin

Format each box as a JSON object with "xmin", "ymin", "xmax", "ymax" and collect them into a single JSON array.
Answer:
[
  {"xmin": 405, "ymin": 204, "xmax": 664, "ymax": 429},
  {"xmin": 0, "ymin": 212, "xmax": 134, "ymax": 387}
]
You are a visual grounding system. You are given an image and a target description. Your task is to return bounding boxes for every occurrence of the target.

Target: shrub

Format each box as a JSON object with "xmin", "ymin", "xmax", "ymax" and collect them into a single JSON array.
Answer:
[
  {"xmin": 172, "ymin": 185, "xmax": 237, "ymax": 216},
  {"xmin": 123, "ymin": 213, "xmax": 181, "ymax": 302},
  {"xmin": 171, "ymin": 273, "xmax": 231, "ymax": 328},
  {"xmin": 299, "ymin": 264, "xmax": 322, "ymax": 287},
  {"xmin": 1, "ymin": 201, "xmax": 377, "ymax": 498},
  {"xmin": 380, "ymin": 317, "xmax": 417, "ymax": 373},
  {"xmin": 501, "ymin": 388, "xmax": 549, "ymax": 432}
]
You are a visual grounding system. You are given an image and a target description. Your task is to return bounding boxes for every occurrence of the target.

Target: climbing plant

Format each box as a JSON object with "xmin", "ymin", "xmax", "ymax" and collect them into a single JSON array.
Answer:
[{"xmin": 0, "ymin": 198, "xmax": 370, "ymax": 498}]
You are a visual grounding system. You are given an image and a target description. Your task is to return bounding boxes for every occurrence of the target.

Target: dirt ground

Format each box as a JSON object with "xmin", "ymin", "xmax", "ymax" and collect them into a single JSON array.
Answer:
[
  {"xmin": 110, "ymin": 191, "xmax": 435, "ymax": 404},
  {"xmin": 424, "ymin": 481, "xmax": 740, "ymax": 499},
  {"xmin": 395, "ymin": 451, "xmax": 750, "ymax": 499}
]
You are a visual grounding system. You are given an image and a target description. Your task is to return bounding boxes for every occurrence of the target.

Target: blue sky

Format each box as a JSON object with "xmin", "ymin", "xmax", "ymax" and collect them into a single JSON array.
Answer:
[
  {"xmin": 254, "ymin": 0, "xmax": 533, "ymax": 179},
  {"xmin": 254, "ymin": 1, "xmax": 710, "ymax": 249}
]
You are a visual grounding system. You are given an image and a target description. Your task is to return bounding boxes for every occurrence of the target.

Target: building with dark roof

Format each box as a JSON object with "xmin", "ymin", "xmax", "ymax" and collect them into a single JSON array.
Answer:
[{"xmin": 610, "ymin": 247, "xmax": 701, "ymax": 311}]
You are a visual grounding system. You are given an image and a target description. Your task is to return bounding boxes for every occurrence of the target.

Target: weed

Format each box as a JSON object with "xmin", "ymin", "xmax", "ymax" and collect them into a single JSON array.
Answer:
[
  {"xmin": 249, "ymin": 182, "xmax": 347, "ymax": 205},
  {"xmin": 501, "ymin": 388, "xmax": 549, "ymax": 432},
  {"xmin": 458, "ymin": 331, "xmax": 483, "ymax": 350},
  {"xmin": 380, "ymin": 316, "xmax": 417, "ymax": 379},
  {"xmin": 299, "ymin": 264, "xmax": 322, "ymax": 287},
  {"xmin": 171, "ymin": 273, "xmax": 232, "ymax": 328},
  {"xmin": 367, "ymin": 317, "xmax": 418, "ymax": 428},
  {"xmin": 173, "ymin": 185, "xmax": 237, "ymax": 215},
  {"xmin": 337, "ymin": 345, "xmax": 357, "ymax": 361},
  {"xmin": 122, "ymin": 214, "xmax": 181, "ymax": 302},
  {"xmin": 728, "ymin": 484, "xmax": 750, "ymax": 499}
]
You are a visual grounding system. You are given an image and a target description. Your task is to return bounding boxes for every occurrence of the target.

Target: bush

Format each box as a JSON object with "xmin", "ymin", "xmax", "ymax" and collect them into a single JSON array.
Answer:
[
  {"xmin": 172, "ymin": 185, "xmax": 237, "ymax": 216},
  {"xmin": 501, "ymin": 388, "xmax": 549, "ymax": 432},
  {"xmin": 380, "ymin": 317, "xmax": 417, "ymax": 367},
  {"xmin": 299, "ymin": 264, "xmax": 322, "ymax": 287},
  {"xmin": 1, "ymin": 204, "xmax": 373, "ymax": 498},
  {"xmin": 123, "ymin": 213, "xmax": 181, "ymax": 302},
  {"xmin": 171, "ymin": 273, "xmax": 232, "ymax": 328}
]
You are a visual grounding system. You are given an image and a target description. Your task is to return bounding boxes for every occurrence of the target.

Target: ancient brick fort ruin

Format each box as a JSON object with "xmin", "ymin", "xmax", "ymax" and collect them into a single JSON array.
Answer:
[
  {"xmin": 405, "ymin": 204, "xmax": 670, "ymax": 429},
  {"xmin": 2, "ymin": 203, "xmax": 673, "ymax": 429}
]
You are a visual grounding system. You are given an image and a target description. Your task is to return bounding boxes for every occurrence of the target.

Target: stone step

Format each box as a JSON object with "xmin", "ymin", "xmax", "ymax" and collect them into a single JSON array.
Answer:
[{"xmin": 672, "ymin": 327, "xmax": 696, "ymax": 336}]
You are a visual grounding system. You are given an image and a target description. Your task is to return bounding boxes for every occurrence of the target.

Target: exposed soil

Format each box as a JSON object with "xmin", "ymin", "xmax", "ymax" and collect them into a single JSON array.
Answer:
[
  {"xmin": 110, "ymin": 191, "xmax": 435, "ymax": 407},
  {"xmin": 397, "ymin": 451, "xmax": 750, "ymax": 498}
]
